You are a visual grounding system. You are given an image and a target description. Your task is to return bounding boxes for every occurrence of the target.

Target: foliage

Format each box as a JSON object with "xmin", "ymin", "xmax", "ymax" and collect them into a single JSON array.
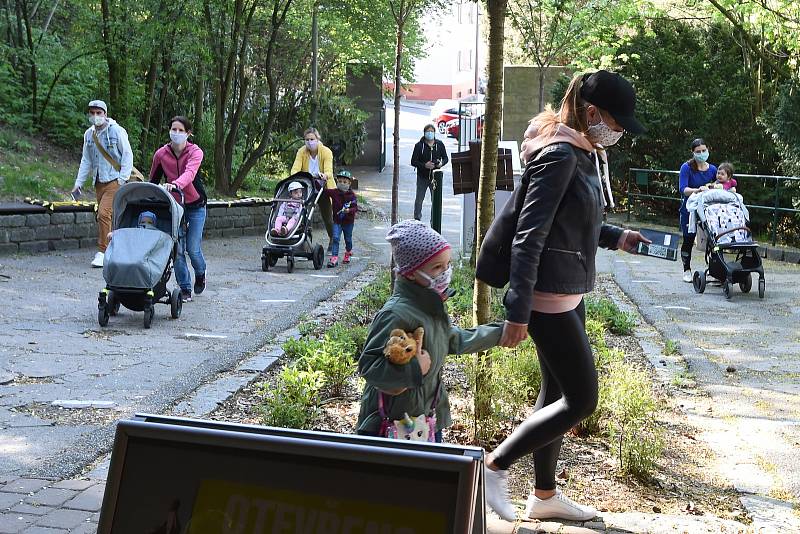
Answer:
[
  {"xmin": 447, "ymin": 261, "xmax": 503, "ymax": 327},
  {"xmin": 260, "ymin": 364, "xmax": 323, "ymax": 429},
  {"xmin": 585, "ymin": 295, "xmax": 636, "ymax": 335},
  {"xmin": 601, "ymin": 360, "xmax": 663, "ymax": 479},
  {"xmin": 663, "ymin": 339, "xmax": 680, "ymax": 356},
  {"xmin": 0, "ymin": 127, "xmax": 76, "ymax": 201}
]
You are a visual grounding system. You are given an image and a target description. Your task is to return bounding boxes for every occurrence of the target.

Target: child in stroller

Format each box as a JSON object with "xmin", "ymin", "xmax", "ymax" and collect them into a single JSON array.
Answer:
[
  {"xmin": 687, "ymin": 187, "xmax": 765, "ymax": 300},
  {"xmin": 99, "ymin": 182, "xmax": 185, "ymax": 328},
  {"xmin": 261, "ymin": 172, "xmax": 326, "ymax": 273}
]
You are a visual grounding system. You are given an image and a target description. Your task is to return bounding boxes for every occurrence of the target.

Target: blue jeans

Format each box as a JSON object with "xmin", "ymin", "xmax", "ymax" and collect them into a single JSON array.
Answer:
[
  {"xmin": 175, "ymin": 206, "xmax": 207, "ymax": 291},
  {"xmin": 331, "ymin": 222, "xmax": 353, "ymax": 257}
]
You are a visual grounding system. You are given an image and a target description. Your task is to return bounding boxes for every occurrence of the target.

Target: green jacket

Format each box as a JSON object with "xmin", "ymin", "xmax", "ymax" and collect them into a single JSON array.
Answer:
[{"xmin": 357, "ymin": 277, "xmax": 503, "ymax": 435}]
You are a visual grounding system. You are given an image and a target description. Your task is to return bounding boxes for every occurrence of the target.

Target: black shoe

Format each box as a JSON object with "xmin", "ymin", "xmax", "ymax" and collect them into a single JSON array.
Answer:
[
  {"xmin": 194, "ymin": 273, "xmax": 206, "ymax": 294},
  {"xmin": 181, "ymin": 289, "xmax": 193, "ymax": 302}
]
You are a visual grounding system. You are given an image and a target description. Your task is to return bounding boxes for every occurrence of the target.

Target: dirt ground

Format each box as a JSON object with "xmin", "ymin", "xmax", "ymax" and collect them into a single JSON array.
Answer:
[{"xmin": 208, "ymin": 277, "xmax": 749, "ymax": 526}]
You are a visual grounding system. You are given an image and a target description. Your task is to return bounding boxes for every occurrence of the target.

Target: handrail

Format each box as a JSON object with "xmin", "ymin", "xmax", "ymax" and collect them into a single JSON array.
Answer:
[{"xmin": 626, "ymin": 168, "xmax": 800, "ymax": 246}]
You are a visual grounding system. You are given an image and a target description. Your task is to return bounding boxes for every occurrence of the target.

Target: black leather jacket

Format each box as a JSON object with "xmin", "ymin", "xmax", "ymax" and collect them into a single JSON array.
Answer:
[{"xmin": 476, "ymin": 142, "xmax": 624, "ymax": 324}]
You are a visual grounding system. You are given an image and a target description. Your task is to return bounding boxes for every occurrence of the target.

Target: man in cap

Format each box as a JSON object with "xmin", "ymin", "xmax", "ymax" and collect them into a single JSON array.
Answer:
[{"xmin": 72, "ymin": 99, "xmax": 133, "ymax": 267}]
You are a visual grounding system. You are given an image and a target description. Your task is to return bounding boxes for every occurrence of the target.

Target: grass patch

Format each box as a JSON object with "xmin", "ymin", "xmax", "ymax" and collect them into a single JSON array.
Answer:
[
  {"xmin": 670, "ymin": 369, "xmax": 696, "ymax": 388},
  {"xmin": 586, "ymin": 295, "xmax": 636, "ymax": 335},
  {"xmin": 0, "ymin": 127, "xmax": 76, "ymax": 201},
  {"xmin": 663, "ymin": 339, "xmax": 680, "ymax": 356}
]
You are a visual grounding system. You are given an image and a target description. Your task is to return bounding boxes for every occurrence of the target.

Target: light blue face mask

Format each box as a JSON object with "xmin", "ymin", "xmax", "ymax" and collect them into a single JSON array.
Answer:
[
  {"xmin": 424, "ymin": 131, "xmax": 435, "ymax": 141},
  {"xmin": 693, "ymin": 150, "xmax": 709, "ymax": 163}
]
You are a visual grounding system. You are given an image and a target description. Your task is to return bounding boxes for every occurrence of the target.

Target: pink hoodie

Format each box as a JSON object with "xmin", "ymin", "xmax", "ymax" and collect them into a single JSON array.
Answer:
[{"xmin": 149, "ymin": 142, "xmax": 204, "ymax": 205}]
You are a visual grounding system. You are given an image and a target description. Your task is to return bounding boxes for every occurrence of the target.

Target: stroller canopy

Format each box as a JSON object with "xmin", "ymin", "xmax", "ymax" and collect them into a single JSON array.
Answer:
[{"xmin": 112, "ymin": 182, "xmax": 184, "ymax": 238}]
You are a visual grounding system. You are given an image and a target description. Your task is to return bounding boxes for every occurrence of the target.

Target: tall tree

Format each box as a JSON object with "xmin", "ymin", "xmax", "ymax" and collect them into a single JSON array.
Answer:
[{"xmin": 473, "ymin": 0, "xmax": 507, "ymax": 430}]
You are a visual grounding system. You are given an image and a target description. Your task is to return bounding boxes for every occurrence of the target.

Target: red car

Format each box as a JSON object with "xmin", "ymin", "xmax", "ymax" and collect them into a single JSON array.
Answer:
[{"xmin": 446, "ymin": 116, "xmax": 484, "ymax": 139}]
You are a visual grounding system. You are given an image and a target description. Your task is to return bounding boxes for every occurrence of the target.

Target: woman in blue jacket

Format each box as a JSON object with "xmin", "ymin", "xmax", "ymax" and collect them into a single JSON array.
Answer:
[{"xmin": 678, "ymin": 138, "xmax": 717, "ymax": 282}]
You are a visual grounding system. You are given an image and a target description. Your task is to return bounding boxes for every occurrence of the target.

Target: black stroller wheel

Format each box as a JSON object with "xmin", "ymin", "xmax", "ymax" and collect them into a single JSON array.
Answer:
[
  {"xmin": 107, "ymin": 291, "xmax": 120, "ymax": 316},
  {"xmin": 758, "ymin": 278, "xmax": 765, "ymax": 299},
  {"xmin": 312, "ymin": 245, "xmax": 324, "ymax": 270},
  {"xmin": 261, "ymin": 255, "xmax": 270, "ymax": 272},
  {"xmin": 170, "ymin": 288, "xmax": 182, "ymax": 319},
  {"xmin": 98, "ymin": 305, "xmax": 109, "ymax": 327},
  {"xmin": 739, "ymin": 273, "xmax": 752, "ymax": 293},
  {"xmin": 143, "ymin": 305, "xmax": 154, "ymax": 329},
  {"xmin": 723, "ymin": 280, "xmax": 732, "ymax": 300},
  {"xmin": 287, "ymin": 257, "xmax": 295, "ymax": 273},
  {"xmin": 693, "ymin": 271, "xmax": 706, "ymax": 294}
]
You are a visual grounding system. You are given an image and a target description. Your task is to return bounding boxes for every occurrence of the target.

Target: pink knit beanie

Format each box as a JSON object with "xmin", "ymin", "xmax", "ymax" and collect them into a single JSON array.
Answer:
[{"xmin": 386, "ymin": 220, "xmax": 451, "ymax": 276}]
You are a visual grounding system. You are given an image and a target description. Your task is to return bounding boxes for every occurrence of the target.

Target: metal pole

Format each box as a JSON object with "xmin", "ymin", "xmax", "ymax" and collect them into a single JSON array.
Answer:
[
  {"xmin": 311, "ymin": 2, "xmax": 319, "ymax": 125},
  {"xmin": 431, "ymin": 171, "xmax": 443, "ymax": 233},
  {"xmin": 772, "ymin": 177, "xmax": 779, "ymax": 245},
  {"xmin": 474, "ymin": 2, "xmax": 480, "ymax": 95}
]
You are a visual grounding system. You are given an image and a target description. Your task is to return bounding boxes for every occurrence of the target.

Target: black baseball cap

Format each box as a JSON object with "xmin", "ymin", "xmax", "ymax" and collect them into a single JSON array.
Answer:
[{"xmin": 580, "ymin": 70, "xmax": 645, "ymax": 135}]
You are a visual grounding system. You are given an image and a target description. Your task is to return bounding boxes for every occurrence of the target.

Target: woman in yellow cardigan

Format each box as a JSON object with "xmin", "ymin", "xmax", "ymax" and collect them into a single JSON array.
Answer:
[{"xmin": 291, "ymin": 127, "xmax": 335, "ymax": 250}]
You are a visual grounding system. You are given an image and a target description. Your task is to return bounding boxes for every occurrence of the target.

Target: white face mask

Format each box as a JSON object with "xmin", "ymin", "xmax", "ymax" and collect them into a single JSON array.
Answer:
[
  {"xmin": 416, "ymin": 264, "xmax": 453, "ymax": 295},
  {"xmin": 305, "ymin": 139, "xmax": 318, "ymax": 151},
  {"xmin": 170, "ymin": 131, "xmax": 189, "ymax": 145},
  {"xmin": 89, "ymin": 114, "xmax": 106, "ymax": 127},
  {"xmin": 587, "ymin": 118, "xmax": 623, "ymax": 147}
]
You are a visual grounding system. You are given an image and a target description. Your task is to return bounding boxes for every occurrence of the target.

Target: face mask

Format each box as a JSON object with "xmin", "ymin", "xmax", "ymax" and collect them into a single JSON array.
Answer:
[
  {"xmin": 170, "ymin": 131, "xmax": 189, "ymax": 145},
  {"xmin": 416, "ymin": 264, "xmax": 453, "ymax": 295},
  {"xmin": 693, "ymin": 151, "xmax": 709, "ymax": 163},
  {"xmin": 424, "ymin": 131, "xmax": 435, "ymax": 141},
  {"xmin": 336, "ymin": 182, "xmax": 350, "ymax": 192},
  {"xmin": 89, "ymin": 115, "xmax": 106, "ymax": 127},
  {"xmin": 586, "ymin": 118, "xmax": 623, "ymax": 147},
  {"xmin": 305, "ymin": 140, "xmax": 318, "ymax": 150}
]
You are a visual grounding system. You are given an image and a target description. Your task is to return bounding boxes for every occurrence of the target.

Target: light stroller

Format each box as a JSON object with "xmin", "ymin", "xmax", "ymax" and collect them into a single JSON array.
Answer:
[
  {"xmin": 261, "ymin": 172, "xmax": 325, "ymax": 273},
  {"xmin": 99, "ymin": 182, "xmax": 185, "ymax": 328},
  {"xmin": 689, "ymin": 190, "xmax": 765, "ymax": 300}
]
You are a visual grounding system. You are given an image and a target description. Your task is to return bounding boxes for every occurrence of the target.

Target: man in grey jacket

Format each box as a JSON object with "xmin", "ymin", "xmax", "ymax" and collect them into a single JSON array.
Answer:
[{"xmin": 71, "ymin": 100, "xmax": 133, "ymax": 267}]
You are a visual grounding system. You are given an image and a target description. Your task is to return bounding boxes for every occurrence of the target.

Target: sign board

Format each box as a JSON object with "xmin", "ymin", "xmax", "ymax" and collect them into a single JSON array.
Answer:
[{"xmin": 98, "ymin": 414, "xmax": 486, "ymax": 534}]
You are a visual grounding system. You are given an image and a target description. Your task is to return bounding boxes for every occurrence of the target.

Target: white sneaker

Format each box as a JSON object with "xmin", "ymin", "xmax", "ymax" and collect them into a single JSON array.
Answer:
[
  {"xmin": 483, "ymin": 466, "xmax": 516, "ymax": 522},
  {"xmin": 525, "ymin": 488, "xmax": 597, "ymax": 521},
  {"xmin": 91, "ymin": 252, "xmax": 104, "ymax": 268},
  {"xmin": 682, "ymin": 270, "xmax": 693, "ymax": 283}
]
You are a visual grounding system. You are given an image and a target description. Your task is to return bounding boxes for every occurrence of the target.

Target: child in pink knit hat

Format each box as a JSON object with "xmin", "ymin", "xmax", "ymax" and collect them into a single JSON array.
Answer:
[{"xmin": 355, "ymin": 220, "xmax": 503, "ymax": 442}]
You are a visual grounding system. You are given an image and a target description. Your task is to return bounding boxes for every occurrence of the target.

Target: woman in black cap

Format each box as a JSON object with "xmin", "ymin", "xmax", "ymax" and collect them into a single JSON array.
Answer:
[{"xmin": 475, "ymin": 71, "xmax": 650, "ymax": 522}]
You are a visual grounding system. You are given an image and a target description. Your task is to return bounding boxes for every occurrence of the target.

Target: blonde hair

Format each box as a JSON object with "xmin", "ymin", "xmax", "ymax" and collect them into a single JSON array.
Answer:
[
  {"xmin": 303, "ymin": 127, "xmax": 321, "ymax": 141},
  {"xmin": 529, "ymin": 73, "xmax": 590, "ymax": 138}
]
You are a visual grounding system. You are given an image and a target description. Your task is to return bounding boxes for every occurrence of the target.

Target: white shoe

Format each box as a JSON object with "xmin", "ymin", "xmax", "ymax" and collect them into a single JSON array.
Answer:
[
  {"xmin": 484, "ymin": 466, "xmax": 516, "ymax": 522},
  {"xmin": 525, "ymin": 488, "xmax": 597, "ymax": 521},
  {"xmin": 682, "ymin": 270, "xmax": 693, "ymax": 283},
  {"xmin": 91, "ymin": 252, "xmax": 104, "ymax": 268}
]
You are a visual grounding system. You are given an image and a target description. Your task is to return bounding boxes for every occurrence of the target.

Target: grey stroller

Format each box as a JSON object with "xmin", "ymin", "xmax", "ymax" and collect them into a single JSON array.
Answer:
[{"xmin": 98, "ymin": 182, "xmax": 185, "ymax": 328}]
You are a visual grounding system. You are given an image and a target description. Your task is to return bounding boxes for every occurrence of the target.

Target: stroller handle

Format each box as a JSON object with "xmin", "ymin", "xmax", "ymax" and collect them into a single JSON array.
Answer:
[{"xmin": 162, "ymin": 183, "xmax": 185, "ymax": 206}]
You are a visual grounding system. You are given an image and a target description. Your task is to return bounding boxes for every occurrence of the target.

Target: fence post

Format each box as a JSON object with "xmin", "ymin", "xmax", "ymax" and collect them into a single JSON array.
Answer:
[
  {"xmin": 627, "ymin": 169, "xmax": 632, "ymax": 222},
  {"xmin": 772, "ymin": 178, "xmax": 779, "ymax": 245}
]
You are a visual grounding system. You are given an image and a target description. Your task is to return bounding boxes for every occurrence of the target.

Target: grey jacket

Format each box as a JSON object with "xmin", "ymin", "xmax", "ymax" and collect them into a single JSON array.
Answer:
[{"xmin": 74, "ymin": 118, "xmax": 133, "ymax": 188}]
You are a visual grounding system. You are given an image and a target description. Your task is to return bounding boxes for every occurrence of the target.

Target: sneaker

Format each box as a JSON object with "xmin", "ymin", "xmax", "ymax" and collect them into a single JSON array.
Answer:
[
  {"xmin": 525, "ymin": 488, "xmax": 597, "ymax": 521},
  {"xmin": 194, "ymin": 273, "xmax": 206, "ymax": 295},
  {"xmin": 91, "ymin": 252, "xmax": 104, "ymax": 268},
  {"xmin": 682, "ymin": 270, "xmax": 693, "ymax": 283},
  {"xmin": 483, "ymin": 466, "xmax": 516, "ymax": 522},
  {"xmin": 180, "ymin": 289, "xmax": 192, "ymax": 302},
  {"xmin": 270, "ymin": 229, "xmax": 280, "ymax": 237},
  {"xmin": 343, "ymin": 251, "xmax": 352, "ymax": 264},
  {"xmin": 327, "ymin": 256, "xmax": 338, "ymax": 268}
]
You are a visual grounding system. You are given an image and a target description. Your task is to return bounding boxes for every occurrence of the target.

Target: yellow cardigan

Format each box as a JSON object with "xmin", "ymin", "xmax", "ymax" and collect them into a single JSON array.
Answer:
[{"xmin": 290, "ymin": 143, "xmax": 335, "ymax": 189}]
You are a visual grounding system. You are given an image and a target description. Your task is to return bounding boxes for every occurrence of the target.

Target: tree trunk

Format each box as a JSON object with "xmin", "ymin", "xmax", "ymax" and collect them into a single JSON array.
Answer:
[
  {"xmin": 100, "ymin": 0, "xmax": 120, "ymax": 112},
  {"xmin": 538, "ymin": 67, "xmax": 545, "ymax": 112},
  {"xmin": 391, "ymin": 6, "xmax": 404, "ymax": 227},
  {"xmin": 140, "ymin": 53, "xmax": 160, "ymax": 162},
  {"xmin": 473, "ymin": 0, "xmax": 507, "ymax": 439},
  {"xmin": 194, "ymin": 62, "xmax": 205, "ymax": 132},
  {"xmin": 20, "ymin": 0, "xmax": 37, "ymax": 119}
]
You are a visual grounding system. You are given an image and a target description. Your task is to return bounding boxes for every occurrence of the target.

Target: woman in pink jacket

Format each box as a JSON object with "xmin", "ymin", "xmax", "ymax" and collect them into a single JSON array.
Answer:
[{"xmin": 149, "ymin": 116, "xmax": 207, "ymax": 302}]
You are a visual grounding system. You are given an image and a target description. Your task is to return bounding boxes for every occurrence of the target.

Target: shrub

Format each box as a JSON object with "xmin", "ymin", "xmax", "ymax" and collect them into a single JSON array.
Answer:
[
  {"xmin": 585, "ymin": 296, "xmax": 636, "ymax": 335},
  {"xmin": 260, "ymin": 365, "xmax": 323, "ymax": 429},
  {"xmin": 282, "ymin": 337, "xmax": 323, "ymax": 360},
  {"xmin": 602, "ymin": 361, "xmax": 664, "ymax": 480},
  {"xmin": 663, "ymin": 339, "xmax": 680, "ymax": 356}
]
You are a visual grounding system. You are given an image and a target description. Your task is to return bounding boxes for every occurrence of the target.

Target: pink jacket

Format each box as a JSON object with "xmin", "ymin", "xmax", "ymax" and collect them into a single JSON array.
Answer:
[{"xmin": 149, "ymin": 142, "xmax": 205, "ymax": 205}]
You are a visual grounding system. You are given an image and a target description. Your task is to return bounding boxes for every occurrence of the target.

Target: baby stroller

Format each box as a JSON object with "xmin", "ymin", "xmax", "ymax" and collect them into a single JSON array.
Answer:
[
  {"xmin": 689, "ymin": 190, "xmax": 765, "ymax": 300},
  {"xmin": 261, "ymin": 172, "xmax": 325, "ymax": 273},
  {"xmin": 98, "ymin": 182, "xmax": 185, "ymax": 328}
]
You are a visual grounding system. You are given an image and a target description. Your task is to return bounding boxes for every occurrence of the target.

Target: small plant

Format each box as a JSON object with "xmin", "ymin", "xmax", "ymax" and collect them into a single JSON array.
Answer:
[
  {"xmin": 586, "ymin": 296, "xmax": 636, "ymax": 335},
  {"xmin": 302, "ymin": 337, "xmax": 356, "ymax": 398},
  {"xmin": 663, "ymin": 339, "xmax": 680, "ymax": 356},
  {"xmin": 602, "ymin": 361, "xmax": 664, "ymax": 480},
  {"xmin": 671, "ymin": 369, "xmax": 696, "ymax": 388},
  {"xmin": 260, "ymin": 365, "xmax": 323, "ymax": 429},
  {"xmin": 282, "ymin": 337, "xmax": 322, "ymax": 360}
]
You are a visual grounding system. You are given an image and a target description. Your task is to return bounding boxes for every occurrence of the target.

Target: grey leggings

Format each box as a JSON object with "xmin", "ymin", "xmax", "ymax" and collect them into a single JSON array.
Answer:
[{"xmin": 492, "ymin": 300, "xmax": 597, "ymax": 490}]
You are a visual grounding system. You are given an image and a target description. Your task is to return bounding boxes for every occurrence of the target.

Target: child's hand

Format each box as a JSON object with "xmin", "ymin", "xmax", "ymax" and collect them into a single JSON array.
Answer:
[
  {"xmin": 500, "ymin": 320, "xmax": 528, "ymax": 348},
  {"xmin": 417, "ymin": 350, "xmax": 431, "ymax": 375}
]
